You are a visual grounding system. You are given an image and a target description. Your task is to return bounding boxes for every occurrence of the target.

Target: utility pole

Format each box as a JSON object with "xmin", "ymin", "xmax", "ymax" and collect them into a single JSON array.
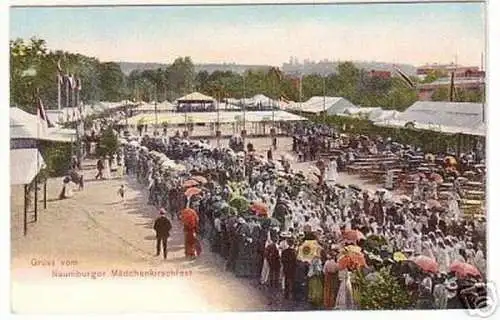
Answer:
[
  {"xmin": 154, "ymin": 84, "xmax": 159, "ymax": 134},
  {"xmin": 323, "ymin": 75, "xmax": 327, "ymax": 122},
  {"xmin": 481, "ymin": 52, "xmax": 485, "ymax": 123}
]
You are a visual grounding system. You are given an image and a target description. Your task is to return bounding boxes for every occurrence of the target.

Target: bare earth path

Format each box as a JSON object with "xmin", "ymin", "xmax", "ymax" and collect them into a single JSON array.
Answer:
[{"xmin": 11, "ymin": 160, "xmax": 268, "ymax": 313}]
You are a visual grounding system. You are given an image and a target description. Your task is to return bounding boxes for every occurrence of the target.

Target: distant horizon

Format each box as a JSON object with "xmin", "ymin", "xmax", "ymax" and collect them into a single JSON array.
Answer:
[{"xmin": 10, "ymin": 3, "xmax": 486, "ymax": 67}]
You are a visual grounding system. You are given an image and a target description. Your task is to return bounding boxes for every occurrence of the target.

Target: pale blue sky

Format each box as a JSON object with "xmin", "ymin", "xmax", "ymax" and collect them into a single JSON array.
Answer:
[{"xmin": 10, "ymin": 3, "xmax": 486, "ymax": 66}]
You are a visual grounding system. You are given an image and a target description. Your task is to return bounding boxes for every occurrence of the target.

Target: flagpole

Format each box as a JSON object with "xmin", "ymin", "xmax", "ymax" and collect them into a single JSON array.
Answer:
[
  {"xmin": 57, "ymin": 74, "xmax": 61, "ymax": 111},
  {"xmin": 323, "ymin": 74, "xmax": 328, "ymax": 127},
  {"xmin": 481, "ymin": 52, "xmax": 485, "ymax": 123}
]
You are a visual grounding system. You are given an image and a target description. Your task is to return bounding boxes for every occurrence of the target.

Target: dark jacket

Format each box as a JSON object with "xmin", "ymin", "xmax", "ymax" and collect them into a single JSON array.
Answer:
[
  {"xmin": 281, "ymin": 247, "xmax": 297, "ymax": 276},
  {"xmin": 154, "ymin": 216, "xmax": 172, "ymax": 237}
]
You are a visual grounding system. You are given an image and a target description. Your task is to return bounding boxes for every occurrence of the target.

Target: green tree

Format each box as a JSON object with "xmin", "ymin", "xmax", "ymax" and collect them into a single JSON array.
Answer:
[{"xmin": 96, "ymin": 127, "xmax": 118, "ymax": 157}]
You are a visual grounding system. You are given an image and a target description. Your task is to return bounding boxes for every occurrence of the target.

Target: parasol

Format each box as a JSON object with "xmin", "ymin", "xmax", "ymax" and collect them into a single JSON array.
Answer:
[
  {"xmin": 250, "ymin": 201, "xmax": 269, "ymax": 217},
  {"xmin": 344, "ymin": 245, "xmax": 362, "ymax": 254},
  {"xmin": 444, "ymin": 156, "xmax": 457, "ymax": 166},
  {"xmin": 129, "ymin": 141, "xmax": 140, "ymax": 147},
  {"xmin": 400, "ymin": 195, "xmax": 411, "ymax": 202},
  {"xmin": 192, "ymin": 175, "xmax": 208, "ymax": 184},
  {"xmin": 393, "ymin": 252, "xmax": 407, "ymax": 262},
  {"xmin": 183, "ymin": 179, "xmax": 200, "ymax": 188},
  {"xmin": 426, "ymin": 199, "xmax": 442, "ymax": 209},
  {"xmin": 449, "ymin": 261, "xmax": 482, "ymax": 279},
  {"xmin": 343, "ymin": 229, "xmax": 366, "ymax": 242},
  {"xmin": 411, "ymin": 255, "xmax": 439, "ymax": 273},
  {"xmin": 297, "ymin": 240, "xmax": 322, "ymax": 262},
  {"xmin": 338, "ymin": 251, "xmax": 367, "ymax": 270},
  {"xmin": 425, "ymin": 153, "xmax": 435, "ymax": 162},
  {"xmin": 181, "ymin": 208, "xmax": 199, "ymax": 229},
  {"xmin": 228, "ymin": 196, "xmax": 250, "ymax": 214},
  {"xmin": 430, "ymin": 173, "xmax": 444, "ymax": 184},
  {"xmin": 185, "ymin": 187, "xmax": 202, "ymax": 198}
]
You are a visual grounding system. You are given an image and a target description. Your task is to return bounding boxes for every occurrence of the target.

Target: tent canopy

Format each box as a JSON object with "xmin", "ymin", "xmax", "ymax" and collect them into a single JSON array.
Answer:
[
  {"xmin": 177, "ymin": 92, "xmax": 215, "ymax": 102},
  {"xmin": 10, "ymin": 107, "xmax": 76, "ymax": 142},
  {"xmin": 287, "ymin": 97, "xmax": 356, "ymax": 115},
  {"xmin": 122, "ymin": 110, "xmax": 307, "ymax": 125},
  {"xmin": 10, "ymin": 148, "xmax": 46, "ymax": 185}
]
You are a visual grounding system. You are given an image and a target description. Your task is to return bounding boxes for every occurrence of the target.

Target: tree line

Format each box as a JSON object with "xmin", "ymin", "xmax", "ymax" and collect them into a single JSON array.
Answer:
[{"xmin": 10, "ymin": 37, "xmax": 481, "ymax": 114}]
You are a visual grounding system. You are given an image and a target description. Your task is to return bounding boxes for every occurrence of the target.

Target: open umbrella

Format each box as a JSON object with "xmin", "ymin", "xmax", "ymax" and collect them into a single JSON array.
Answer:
[
  {"xmin": 192, "ymin": 175, "xmax": 208, "ymax": 184},
  {"xmin": 450, "ymin": 261, "xmax": 482, "ymax": 279},
  {"xmin": 426, "ymin": 199, "xmax": 442, "ymax": 209},
  {"xmin": 411, "ymin": 255, "xmax": 438, "ymax": 273},
  {"xmin": 430, "ymin": 173, "xmax": 444, "ymax": 184},
  {"xmin": 250, "ymin": 201, "xmax": 269, "ymax": 217},
  {"xmin": 183, "ymin": 179, "xmax": 200, "ymax": 188},
  {"xmin": 343, "ymin": 229, "xmax": 365, "ymax": 242},
  {"xmin": 185, "ymin": 187, "xmax": 202, "ymax": 198},
  {"xmin": 344, "ymin": 245, "xmax": 363, "ymax": 254},
  {"xmin": 393, "ymin": 252, "xmax": 407, "ymax": 262},
  {"xmin": 297, "ymin": 240, "xmax": 322, "ymax": 262},
  {"xmin": 444, "ymin": 156, "xmax": 457, "ymax": 166},
  {"xmin": 338, "ymin": 251, "xmax": 367, "ymax": 270}
]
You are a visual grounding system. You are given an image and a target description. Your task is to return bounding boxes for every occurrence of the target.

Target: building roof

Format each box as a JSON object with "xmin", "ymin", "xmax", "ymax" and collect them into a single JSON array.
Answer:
[
  {"xmin": 10, "ymin": 107, "xmax": 76, "ymax": 142},
  {"xmin": 375, "ymin": 101, "xmax": 486, "ymax": 136},
  {"xmin": 121, "ymin": 110, "xmax": 307, "ymax": 125},
  {"xmin": 287, "ymin": 97, "xmax": 356, "ymax": 114},
  {"xmin": 177, "ymin": 92, "xmax": 215, "ymax": 102},
  {"xmin": 10, "ymin": 148, "xmax": 46, "ymax": 185}
]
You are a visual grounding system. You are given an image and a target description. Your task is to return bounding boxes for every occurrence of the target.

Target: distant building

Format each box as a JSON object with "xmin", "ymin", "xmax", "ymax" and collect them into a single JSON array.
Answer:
[
  {"xmin": 416, "ymin": 64, "xmax": 485, "ymax": 79},
  {"xmin": 416, "ymin": 64, "xmax": 485, "ymax": 101},
  {"xmin": 367, "ymin": 70, "xmax": 391, "ymax": 80}
]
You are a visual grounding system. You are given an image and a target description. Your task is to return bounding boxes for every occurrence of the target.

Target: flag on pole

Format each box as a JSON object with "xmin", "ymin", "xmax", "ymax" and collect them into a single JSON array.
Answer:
[
  {"xmin": 270, "ymin": 67, "xmax": 283, "ymax": 81},
  {"xmin": 449, "ymin": 71, "xmax": 455, "ymax": 102},
  {"xmin": 57, "ymin": 59, "xmax": 63, "ymax": 73},
  {"xmin": 37, "ymin": 97, "xmax": 54, "ymax": 128},
  {"xmin": 393, "ymin": 65, "xmax": 415, "ymax": 89}
]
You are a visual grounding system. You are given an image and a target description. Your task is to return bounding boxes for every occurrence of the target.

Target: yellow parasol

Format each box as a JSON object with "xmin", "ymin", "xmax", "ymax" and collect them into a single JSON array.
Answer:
[
  {"xmin": 297, "ymin": 240, "xmax": 322, "ymax": 262},
  {"xmin": 393, "ymin": 252, "xmax": 407, "ymax": 262}
]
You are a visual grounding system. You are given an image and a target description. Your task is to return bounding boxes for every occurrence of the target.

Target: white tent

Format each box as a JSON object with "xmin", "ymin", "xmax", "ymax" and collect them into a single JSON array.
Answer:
[
  {"xmin": 10, "ymin": 148, "xmax": 46, "ymax": 185},
  {"xmin": 287, "ymin": 97, "xmax": 356, "ymax": 115},
  {"xmin": 10, "ymin": 107, "xmax": 76, "ymax": 142},
  {"xmin": 177, "ymin": 92, "xmax": 215, "ymax": 102}
]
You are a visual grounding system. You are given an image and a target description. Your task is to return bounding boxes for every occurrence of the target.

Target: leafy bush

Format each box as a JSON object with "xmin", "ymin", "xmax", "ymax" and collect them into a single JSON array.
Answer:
[
  {"xmin": 96, "ymin": 127, "xmax": 119, "ymax": 157},
  {"xmin": 352, "ymin": 268, "xmax": 415, "ymax": 310}
]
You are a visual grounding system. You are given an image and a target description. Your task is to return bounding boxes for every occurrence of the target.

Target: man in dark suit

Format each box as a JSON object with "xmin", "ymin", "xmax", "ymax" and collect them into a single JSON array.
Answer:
[
  {"xmin": 281, "ymin": 239, "xmax": 297, "ymax": 300},
  {"xmin": 153, "ymin": 208, "xmax": 172, "ymax": 259}
]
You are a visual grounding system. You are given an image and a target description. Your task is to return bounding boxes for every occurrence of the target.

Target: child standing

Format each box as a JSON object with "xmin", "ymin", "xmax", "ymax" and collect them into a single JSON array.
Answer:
[{"xmin": 118, "ymin": 185, "xmax": 125, "ymax": 202}]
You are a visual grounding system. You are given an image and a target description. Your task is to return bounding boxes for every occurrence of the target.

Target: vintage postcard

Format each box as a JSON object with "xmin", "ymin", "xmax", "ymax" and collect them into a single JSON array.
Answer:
[{"xmin": 9, "ymin": 0, "xmax": 492, "ymax": 315}]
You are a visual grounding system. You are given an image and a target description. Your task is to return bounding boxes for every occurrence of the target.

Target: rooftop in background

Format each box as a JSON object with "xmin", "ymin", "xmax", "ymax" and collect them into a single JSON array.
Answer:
[
  {"xmin": 377, "ymin": 101, "xmax": 486, "ymax": 136},
  {"xmin": 121, "ymin": 110, "xmax": 307, "ymax": 126}
]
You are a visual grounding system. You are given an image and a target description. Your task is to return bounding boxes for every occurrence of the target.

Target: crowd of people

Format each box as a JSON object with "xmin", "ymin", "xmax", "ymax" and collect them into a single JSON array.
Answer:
[{"xmin": 117, "ymin": 121, "xmax": 487, "ymax": 311}]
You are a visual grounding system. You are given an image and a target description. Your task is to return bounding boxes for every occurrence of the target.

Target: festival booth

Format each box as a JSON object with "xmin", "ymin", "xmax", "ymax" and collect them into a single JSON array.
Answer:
[
  {"xmin": 176, "ymin": 92, "xmax": 216, "ymax": 112},
  {"xmin": 10, "ymin": 149, "xmax": 47, "ymax": 236}
]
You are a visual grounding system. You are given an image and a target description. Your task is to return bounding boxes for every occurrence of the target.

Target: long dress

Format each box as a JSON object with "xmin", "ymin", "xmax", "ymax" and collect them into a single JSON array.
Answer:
[
  {"xmin": 103, "ymin": 158, "xmax": 112, "ymax": 179},
  {"xmin": 308, "ymin": 257, "xmax": 324, "ymax": 307},
  {"xmin": 335, "ymin": 270, "xmax": 356, "ymax": 310},
  {"xmin": 325, "ymin": 161, "xmax": 338, "ymax": 187},
  {"xmin": 323, "ymin": 259, "xmax": 339, "ymax": 309},
  {"xmin": 182, "ymin": 209, "xmax": 200, "ymax": 258}
]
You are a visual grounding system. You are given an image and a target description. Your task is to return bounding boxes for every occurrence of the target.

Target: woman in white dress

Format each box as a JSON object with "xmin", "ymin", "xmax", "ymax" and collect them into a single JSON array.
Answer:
[
  {"xmin": 103, "ymin": 156, "xmax": 112, "ymax": 179},
  {"xmin": 335, "ymin": 268, "xmax": 356, "ymax": 310},
  {"xmin": 325, "ymin": 158, "xmax": 338, "ymax": 187}
]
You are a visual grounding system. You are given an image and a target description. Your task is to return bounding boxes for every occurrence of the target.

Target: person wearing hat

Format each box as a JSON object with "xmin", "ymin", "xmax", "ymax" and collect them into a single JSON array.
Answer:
[
  {"xmin": 281, "ymin": 238, "xmax": 297, "ymax": 300},
  {"xmin": 153, "ymin": 208, "xmax": 172, "ymax": 259}
]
